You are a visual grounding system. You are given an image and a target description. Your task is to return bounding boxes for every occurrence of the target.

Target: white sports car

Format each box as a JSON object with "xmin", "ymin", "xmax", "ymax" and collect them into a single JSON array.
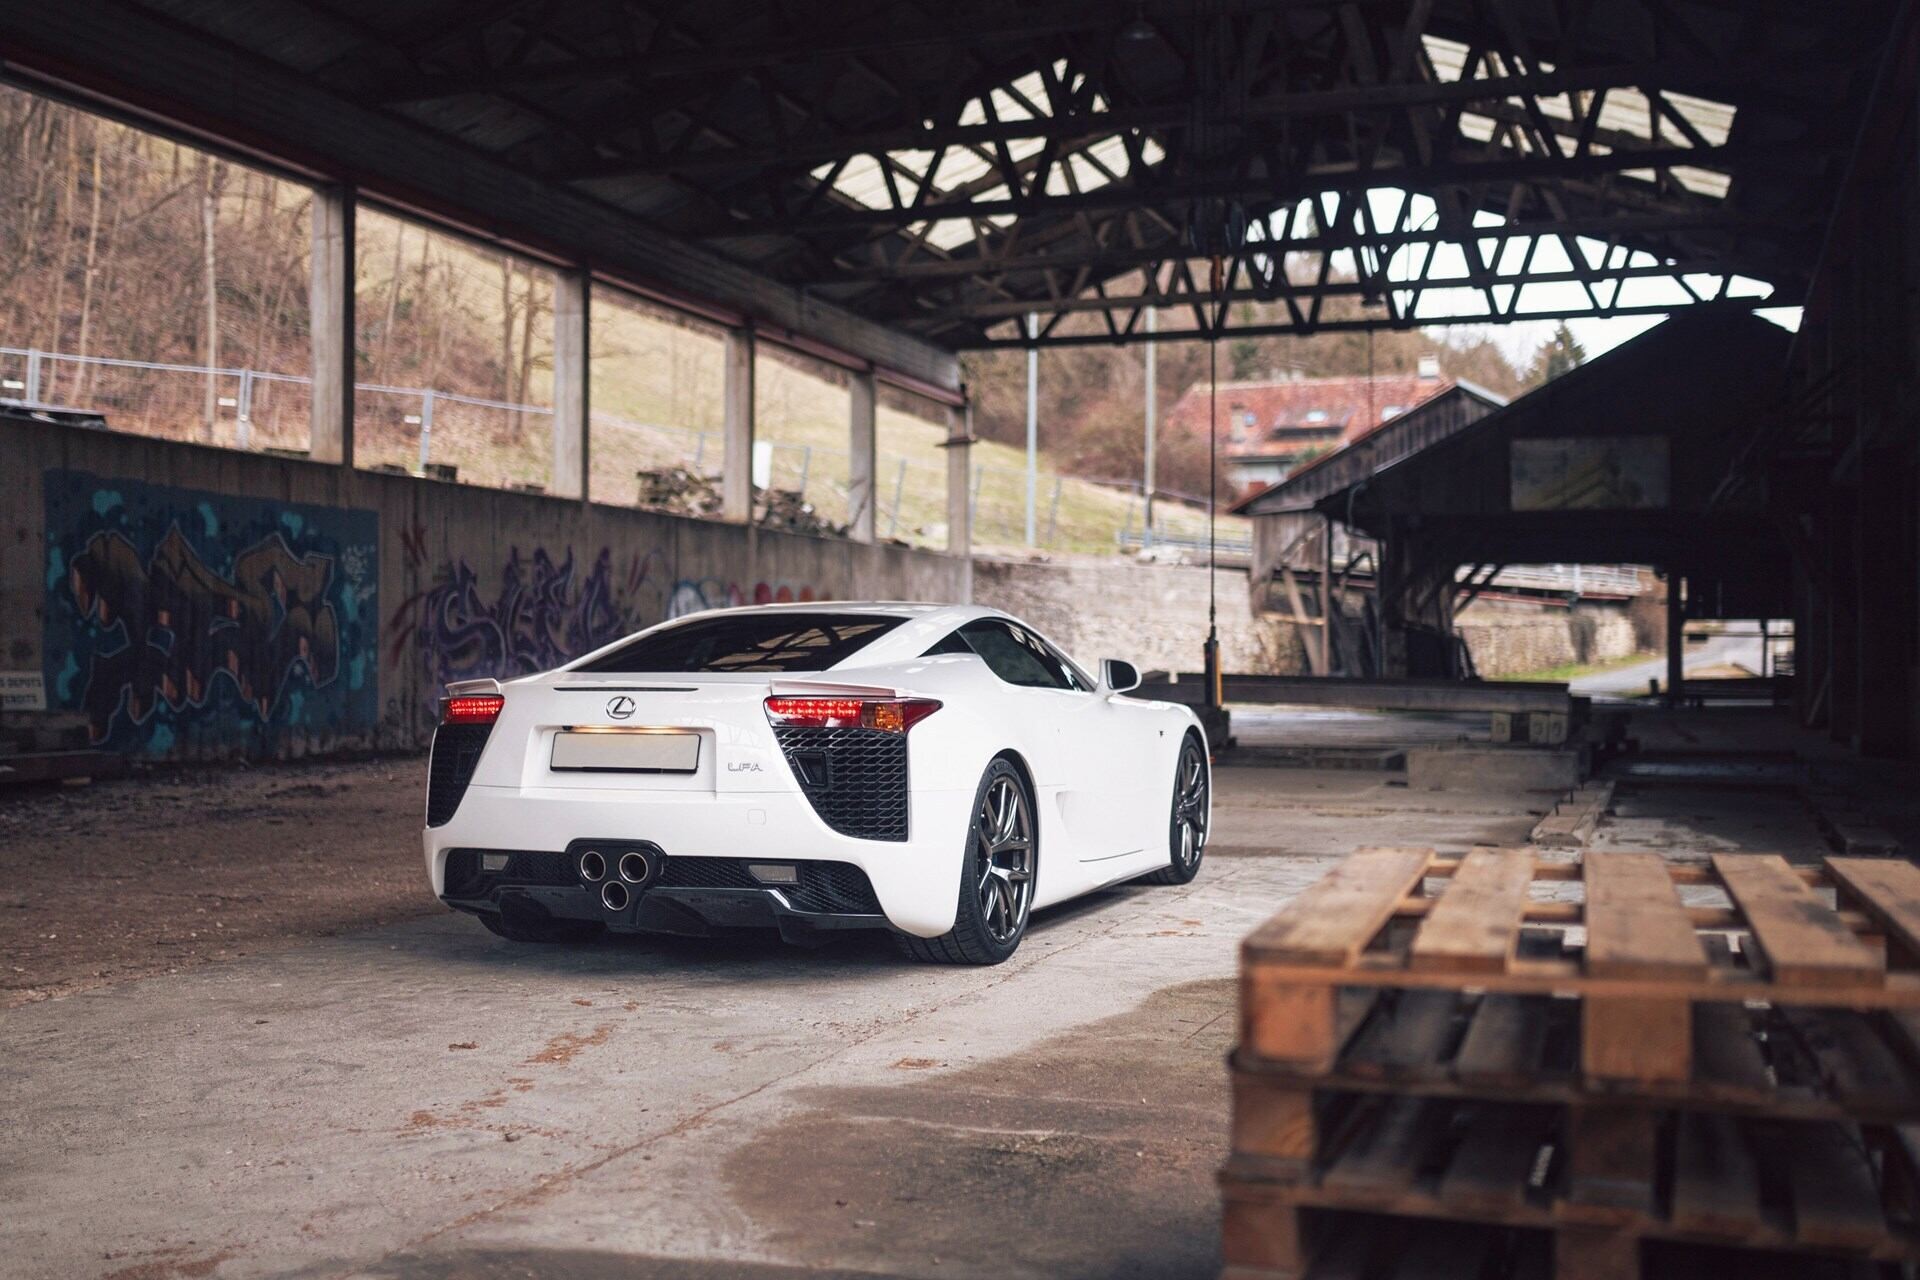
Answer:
[{"xmin": 423, "ymin": 603, "xmax": 1210, "ymax": 964}]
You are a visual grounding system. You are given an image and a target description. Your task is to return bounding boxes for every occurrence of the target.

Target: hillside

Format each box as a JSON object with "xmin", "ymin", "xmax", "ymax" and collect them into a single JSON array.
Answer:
[{"xmin": 0, "ymin": 83, "xmax": 1244, "ymax": 557}]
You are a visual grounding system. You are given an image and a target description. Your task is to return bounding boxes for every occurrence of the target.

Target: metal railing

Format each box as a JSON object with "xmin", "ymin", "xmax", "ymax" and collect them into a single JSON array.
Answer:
[
  {"xmin": 3, "ymin": 341, "xmax": 1175, "ymax": 553},
  {"xmin": 1461, "ymin": 563, "xmax": 1651, "ymax": 597},
  {"xmin": 1116, "ymin": 528, "xmax": 1254, "ymax": 559}
]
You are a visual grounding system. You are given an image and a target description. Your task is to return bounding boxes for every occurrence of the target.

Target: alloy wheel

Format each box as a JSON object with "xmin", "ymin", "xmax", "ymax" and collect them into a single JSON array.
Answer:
[
  {"xmin": 1173, "ymin": 743, "xmax": 1209, "ymax": 869},
  {"xmin": 974, "ymin": 774, "xmax": 1034, "ymax": 945}
]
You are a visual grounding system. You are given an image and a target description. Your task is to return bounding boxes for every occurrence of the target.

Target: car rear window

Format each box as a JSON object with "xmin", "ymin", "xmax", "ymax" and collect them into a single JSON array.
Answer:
[{"xmin": 574, "ymin": 612, "xmax": 906, "ymax": 673}]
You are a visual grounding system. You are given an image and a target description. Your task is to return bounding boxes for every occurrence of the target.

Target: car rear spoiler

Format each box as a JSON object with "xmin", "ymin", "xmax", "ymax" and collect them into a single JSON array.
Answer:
[{"xmin": 767, "ymin": 679, "xmax": 899, "ymax": 698}]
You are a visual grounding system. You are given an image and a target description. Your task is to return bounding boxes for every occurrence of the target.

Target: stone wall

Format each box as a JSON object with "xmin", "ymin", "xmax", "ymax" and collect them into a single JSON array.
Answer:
[
  {"xmin": 1, "ymin": 418, "xmax": 968, "ymax": 760},
  {"xmin": 1455, "ymin": 596, "xmax": 1643, "ymax": 678},
  {"xmin": 971, "ymin": 558, "xmax": 1645, "ymax": 683},
  {"xmin": 972, "ymin": 556, "xmax": 1305, "ymax": 676}
]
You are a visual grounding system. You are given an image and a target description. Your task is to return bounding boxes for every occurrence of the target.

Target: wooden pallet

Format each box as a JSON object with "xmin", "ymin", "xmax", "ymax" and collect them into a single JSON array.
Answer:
[
  {"xmin": 1233, "ymin": 989, "xmax": 1920, "ymax": 1122},
  {"xmin": 1223, "ymin": 848, "xmax": 1920, "ymax": 1280},
  {"xmin": 1222, "ymin": 1098, "xmax": 1920, "ymax": 1275},
  {"xmin": 1241, "ymin": 848, "xmax": 1920, "ymax": 1082}
]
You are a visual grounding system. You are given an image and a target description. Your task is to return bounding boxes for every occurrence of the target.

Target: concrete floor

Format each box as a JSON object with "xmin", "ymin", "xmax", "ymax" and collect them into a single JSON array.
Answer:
[
  {"xmin": 11, "ymin": 700, "xmax": 1890, "ymax": 1280},
  {"xmin": 1, "ymin": 763, "xmax": 1544, "ymax": 1280}
]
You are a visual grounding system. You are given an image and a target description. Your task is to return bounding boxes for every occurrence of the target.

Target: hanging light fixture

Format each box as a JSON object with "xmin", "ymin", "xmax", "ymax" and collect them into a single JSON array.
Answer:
[{"xmin": 1121, "ymin": 2, "xmax": 1155, "ymax": 43}]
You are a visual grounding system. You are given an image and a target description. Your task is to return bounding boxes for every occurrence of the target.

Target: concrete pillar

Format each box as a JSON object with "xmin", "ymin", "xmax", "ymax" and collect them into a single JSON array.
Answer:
[
  {"xmin": 847, "ymin": 369, "xmax": 877, "ymax": 543},
  {"xmin": 309, "ymin": 185, "xmax": 354, "ymax": 466},
  {"xmin": 722, "ymin": 327, "xmax": 755, "ymax": 523},
  {"xmin": 1664, "ymin": 572, "xmax": 1685, "ymax": 708},
  {"xmin": 949, "ymin": 401, "xmax": 975, "ymax": 602},
  {"xmin": 551, "ymin": 269, "xmax": 589, "ymax": 500},
  {"xmin": 946, "ymin": 398, "xmax": 974, "ymax": 557}
]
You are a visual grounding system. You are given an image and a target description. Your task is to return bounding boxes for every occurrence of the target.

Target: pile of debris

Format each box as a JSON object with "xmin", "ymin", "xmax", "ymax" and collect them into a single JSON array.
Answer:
[
  {"xmin": 758, "ymin": 487, "xmax": 846, "ymax": 537},
  {"xmin": 635, "ymin": 467, "xmax": 724, "ymax": 518},
  {"xmin": 634, "ymin": 467, "xmax": 847, "ymax": 537}
]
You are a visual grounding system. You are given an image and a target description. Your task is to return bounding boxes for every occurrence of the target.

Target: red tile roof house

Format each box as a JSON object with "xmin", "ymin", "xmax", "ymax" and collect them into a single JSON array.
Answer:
[{"xmin": 1164, "ymin": 361, "xmax": 1457, "ymax": 500}]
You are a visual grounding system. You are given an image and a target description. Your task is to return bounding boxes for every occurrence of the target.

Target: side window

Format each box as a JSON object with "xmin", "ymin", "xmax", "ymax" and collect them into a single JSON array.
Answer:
[
  {"xmin": 1047, "ymin": 641, "xmax": 1094, "ymax": 692},
  {"xmin": 959, "ymin": 620, "xmax": 1076, "ymax": 691},
  {"xmin": 922, "ymin": 629, "xmax": 974, "ymax": 657}
]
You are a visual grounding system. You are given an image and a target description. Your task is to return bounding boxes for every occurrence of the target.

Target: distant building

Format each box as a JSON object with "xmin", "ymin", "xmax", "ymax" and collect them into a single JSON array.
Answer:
[{"xmin": 1164, "ymin": 356, "xmax": 1456, "ymax": 497}]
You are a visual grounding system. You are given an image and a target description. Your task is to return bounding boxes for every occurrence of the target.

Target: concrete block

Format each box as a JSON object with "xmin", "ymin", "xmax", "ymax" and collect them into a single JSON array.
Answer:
[
  {"xmin": 1492, "ymin": 710, "xmax": 1570, "ymax": 745},
  {"xmin": 1406, "ymin": 744, "xmax": 1588, "ymax": 792}
]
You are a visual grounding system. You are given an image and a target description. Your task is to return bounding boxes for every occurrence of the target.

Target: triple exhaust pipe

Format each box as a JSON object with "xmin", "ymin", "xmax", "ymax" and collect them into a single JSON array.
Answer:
[{"xmin": 575, "ymin": 846, "xmax": 655, "ymax": 913}]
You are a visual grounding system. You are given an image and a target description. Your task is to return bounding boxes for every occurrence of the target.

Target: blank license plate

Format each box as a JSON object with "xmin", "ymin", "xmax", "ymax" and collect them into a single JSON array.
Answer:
[{"xmin": 551, "ymin": 731, "xmax": 700, "ymax": 773}]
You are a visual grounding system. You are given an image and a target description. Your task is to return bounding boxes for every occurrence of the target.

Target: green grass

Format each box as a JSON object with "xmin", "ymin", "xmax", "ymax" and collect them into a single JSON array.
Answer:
[
  {"xmin": 1489, "ymin": 651, "xmax": 1658, "ymax": 684},
  {"xmin": 342, "ymin": 258, "xmax": 1248, "ymax": 555},
  {"xmin": 584, "ymin": 302, "xmax": 1246, "ymax": 555}
]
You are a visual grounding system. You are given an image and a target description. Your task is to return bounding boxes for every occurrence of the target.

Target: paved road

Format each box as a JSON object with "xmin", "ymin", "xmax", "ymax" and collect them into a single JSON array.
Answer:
[
  {"xmin": 3, "ymin": 767, "xmax": 1541, "ymax": 1280},
  {"xmin": 1569, "ymin": 633, "xmax": 1765, "ymax": 699}
]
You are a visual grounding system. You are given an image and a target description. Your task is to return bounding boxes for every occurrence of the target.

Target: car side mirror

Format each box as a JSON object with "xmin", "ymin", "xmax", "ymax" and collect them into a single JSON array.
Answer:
[{"xmin": 1099, "ymin": 659, "xmax": 1141, "ymax": 694}]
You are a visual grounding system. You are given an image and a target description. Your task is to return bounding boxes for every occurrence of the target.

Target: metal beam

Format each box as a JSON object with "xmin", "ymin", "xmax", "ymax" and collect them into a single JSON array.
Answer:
[
  {"xmin": 942, "ymin": 297, "xmax": 1784, "ymax": 348},
  {"xmin": 363, "ymin": 0, "xmax": 1408, "ymax": 104},
  {"xmin": 550, "ymin": 62, "xmax": 1775, "ymax": 181},
  {"xmin": 0, "ymin": 7, "xmax": 961, "ymax": 392},
  {"xmin": 369, "ymin": 11, "xmax": 1110, "ymax": 103},
  {"xmin": 929, "ymin": 258, "xmax": 1785, "ymax": 322},
  {"xmin": 1138, "ymin": 673, "xmax": 1575, "ymax": 714},
  {"xmin": 696, "ymin": 145, "xmax": 1783, "ymax": 238},
  {"xmin": 803, "ymin": 213, "xmax": 1808, "ymax": 284}
]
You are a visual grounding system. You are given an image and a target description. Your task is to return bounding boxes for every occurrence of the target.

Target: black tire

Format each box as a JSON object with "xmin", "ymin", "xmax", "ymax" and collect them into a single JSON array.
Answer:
[
  {"xmin": 477, "ymin": 901, "xmax": 605, "ymax": 944},
  {"xmin": 1142, "ymin": 734, "xmax": 1209, "ymax": 885},
  {"xmin": 899, "ymin": 756, "xmax": 1036, "ymax": 965}
]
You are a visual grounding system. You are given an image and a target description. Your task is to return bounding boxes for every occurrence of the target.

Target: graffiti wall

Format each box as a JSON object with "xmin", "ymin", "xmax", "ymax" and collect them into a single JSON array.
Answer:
[
  {"xmin": 665, "ymin": 577, "xmax": 819, "ymax": 619},
  {"xmin": 42, "ymin": 470, "xmax": 379, "ymax": 753},
  {"xmin": 388, "ymin": 546, "xmax": 653, "ymax": 699},
  {"xmin": 389, "ymin": 546, "xmax": 823, "ymax": 706},
  {"xmin": 4, "ymin": 419, "xmax": 967, "ymax": 760}
]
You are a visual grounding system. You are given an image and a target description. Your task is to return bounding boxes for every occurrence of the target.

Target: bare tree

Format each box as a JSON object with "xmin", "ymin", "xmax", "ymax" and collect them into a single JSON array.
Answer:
[{"xmin": 199, "ymin": 154, "xmax": 220, "ymax": 439}]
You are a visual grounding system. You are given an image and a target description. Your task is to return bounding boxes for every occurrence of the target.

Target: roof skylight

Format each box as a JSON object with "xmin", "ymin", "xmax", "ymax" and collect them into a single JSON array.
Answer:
[
  {"xmin": 810, "ymin": 59, "xmax": 1165, "ymax": 255},
  {"xmin": 1424, "ymin": 35, "xmax": 1736, "ymax": 200}
]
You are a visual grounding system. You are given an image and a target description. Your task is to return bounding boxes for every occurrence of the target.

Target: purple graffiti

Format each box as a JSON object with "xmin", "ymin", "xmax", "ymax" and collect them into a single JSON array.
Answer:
[{"xmin": 387, "ymin": 546, "xmax": 638, "ymax": 692}]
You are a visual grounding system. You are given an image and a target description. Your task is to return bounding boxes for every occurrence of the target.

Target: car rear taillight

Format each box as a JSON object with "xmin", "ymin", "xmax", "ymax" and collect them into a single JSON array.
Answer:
[
  {"xmin": 763, "ymin": 696, "xmax": 941, "ymax": 733},
  {"xmin": 441, "ymin": 694, "xmax": 505, "ymax": 725}
]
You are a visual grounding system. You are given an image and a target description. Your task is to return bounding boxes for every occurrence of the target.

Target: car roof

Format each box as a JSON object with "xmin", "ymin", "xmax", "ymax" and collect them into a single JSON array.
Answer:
[
  {"xmin": 667, "ymin": 600, "xmax": 998, "ymax": 623},
  {"xmin": 553, "ymin": 600, "xmax": 1064, "ymax": 677}
]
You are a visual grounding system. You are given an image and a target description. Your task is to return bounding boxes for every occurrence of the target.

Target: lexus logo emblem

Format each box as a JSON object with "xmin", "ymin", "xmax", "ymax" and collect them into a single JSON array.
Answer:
[{"xmin": 606, "ymin": 695, "xmax": 636, "ymax": 720}]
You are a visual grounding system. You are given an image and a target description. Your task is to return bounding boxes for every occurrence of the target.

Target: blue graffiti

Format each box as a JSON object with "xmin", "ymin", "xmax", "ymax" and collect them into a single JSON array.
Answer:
[{"xmin": 43, "ymin": 470, "xmax": 379, "ymax": 752}]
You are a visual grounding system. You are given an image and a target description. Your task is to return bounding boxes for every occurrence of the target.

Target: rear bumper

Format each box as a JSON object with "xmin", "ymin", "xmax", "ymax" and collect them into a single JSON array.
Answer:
[
  {"xmin": 424, "ymin": 783, "xmax": 972, "ymax": 937},
  {"xmin": 444, "ymin": 882, "xmax": 889, "ymax": 942}
]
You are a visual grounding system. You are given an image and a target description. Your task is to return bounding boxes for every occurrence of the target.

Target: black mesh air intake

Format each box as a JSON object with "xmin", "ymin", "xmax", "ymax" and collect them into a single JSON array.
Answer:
[
  {"xmin": 426, "ymin": 722, "xmax": 493, "ymax": 826},
  {"xmin": 442, "ymin": 849, "xmax": 883, "ymax": 916},
  {"xmin": 772, "ymin": 726, "xmax": 909, "ymax": 841},
  {"xmin": 441, "ymin": 849, "xmax": 574, "ymax": 897},
  {"xmin": 657, "ymin": 856, "xmax": 883, "ymax": 914}
]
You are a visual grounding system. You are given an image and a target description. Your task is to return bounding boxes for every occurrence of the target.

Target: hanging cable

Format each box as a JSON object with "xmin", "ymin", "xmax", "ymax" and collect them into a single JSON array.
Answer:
[{"xmin": 1206, "ymin": 253, "xmax": 1223, "ymax": 708}]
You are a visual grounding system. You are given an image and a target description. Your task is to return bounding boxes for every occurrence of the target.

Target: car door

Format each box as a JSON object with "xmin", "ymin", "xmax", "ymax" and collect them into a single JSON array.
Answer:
[
  {"xmin": 1030, "ymin": 629, "xmax": 1165, "ymax": 862},
  {"xmin": 957, "ymin": 619, "xmax": 1139, "ymax": 863}
]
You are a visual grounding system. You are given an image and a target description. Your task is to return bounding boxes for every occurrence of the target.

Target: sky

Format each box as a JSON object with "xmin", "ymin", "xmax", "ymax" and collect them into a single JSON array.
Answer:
[{"xmin": 1291, "ymin": 188, "xmax": 1801, "ymax": 365}]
